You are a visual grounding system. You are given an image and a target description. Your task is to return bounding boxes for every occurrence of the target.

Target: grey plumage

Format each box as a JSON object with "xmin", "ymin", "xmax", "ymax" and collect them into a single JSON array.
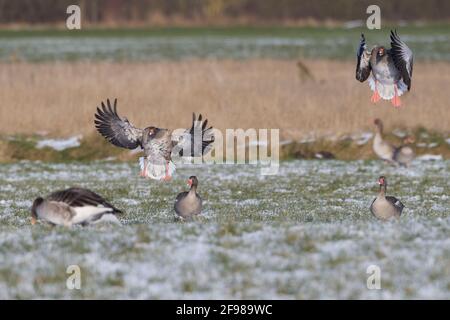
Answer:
[
  {"xmin": 31, "ymin": 187, "xmax": 122, "ymax": 226},
  {"xmin": 174, "ymin": 176, "xmax": 202, "ymax": 219},
  {"xmin": 393, "ymin": 137, "xmax": 415, "ymax": 167},
  {"xmin": 356, "ymin": 30, "xmax": 413, "ymax": 105},
  {"xmin": 370, "ymin": 176, "xmax": 404, "ymax": 220}
]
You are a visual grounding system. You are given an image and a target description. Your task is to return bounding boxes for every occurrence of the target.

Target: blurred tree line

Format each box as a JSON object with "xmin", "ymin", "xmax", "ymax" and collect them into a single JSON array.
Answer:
[{"xmin": 1, "ymin": 0, "xmax": 449, "ymax": 24}]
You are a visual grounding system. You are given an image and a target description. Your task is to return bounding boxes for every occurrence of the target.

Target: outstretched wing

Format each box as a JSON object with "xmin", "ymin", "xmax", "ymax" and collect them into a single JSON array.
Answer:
[
  {"xmin": 390, "ymin": 29, "xmax": 413, "ymax": 90},
  {"xmin": 175, "ymin": 113, "xmax": 215, "ymax": 157},
  {"xmin": 356, "ymin": 33, "xmax": 372, "ymax": 82},
  {"xmin": 48, "ymin": 187, "xmax": 122, "ymax": 213},
  {"xmin": 94, "ymin": 98, "xmax": 143, "ymax": 150}
]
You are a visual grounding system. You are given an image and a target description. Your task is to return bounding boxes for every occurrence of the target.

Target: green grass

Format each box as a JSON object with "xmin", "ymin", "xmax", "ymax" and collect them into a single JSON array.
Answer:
[
  {"xmin": 0, "ymin": 160, "xmax": 449, "ymax": 299},
  {"xmin": 1, "ymin": 24, "xmax": 449, "ymax": 62}
]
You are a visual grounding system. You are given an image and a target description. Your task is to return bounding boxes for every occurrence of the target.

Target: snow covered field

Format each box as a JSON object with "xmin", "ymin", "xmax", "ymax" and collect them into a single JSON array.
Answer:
[{"xmin": 0, "ymin": 160, "xmax": 449, "ymax": 299}]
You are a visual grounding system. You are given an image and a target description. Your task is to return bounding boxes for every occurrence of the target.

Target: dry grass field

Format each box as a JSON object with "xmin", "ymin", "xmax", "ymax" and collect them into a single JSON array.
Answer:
[{"xmin": 0, "ymin": 59, "xmax": 449, "ymax": 139}]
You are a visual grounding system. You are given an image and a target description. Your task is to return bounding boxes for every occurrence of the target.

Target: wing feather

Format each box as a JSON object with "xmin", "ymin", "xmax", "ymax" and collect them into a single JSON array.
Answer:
[
  {"xmin": 175, "ymin": 113, "xmax": 215, "ymax": 157},
  {"xmin": 390, "ymin": 29, "xmax": 413, "ymax": 90},
  {"xmin": 94, "ymin": 98, "xmax": 143, "ymax": 150},
  {"xmin": 356, "ymin": 33, "xmax": 372, "ymax": 82},
  {"xmin": 47, "ymin": 188, "xmax": 122, "ymax": 213}
]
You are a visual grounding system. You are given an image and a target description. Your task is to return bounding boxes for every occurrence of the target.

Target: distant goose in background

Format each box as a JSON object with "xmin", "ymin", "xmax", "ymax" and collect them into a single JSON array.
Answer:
[
  {"xmin": 94, "ymin": 99, "xmax": 215, "ymax": 181},
  {"xmin": 373, "ymin": 119, "xmax": 396, "ymax": 164},
  {"xmin": 174, "ymin": 176, "xmax": 202, "ymax": 219},
  {"xmin": 356, "ymin": 30, "xmax": 413, "ymax": 107},
  {"xmin": 31, "ymin": 187, "xmax": 122, "ymax": 226},
  {"xmin": 370, "ymin": 176, "xmax": 404, "ymax": 220},
  {"xmin": 393, "ymin": 136, "xmax": 415, "ymax": 167}
]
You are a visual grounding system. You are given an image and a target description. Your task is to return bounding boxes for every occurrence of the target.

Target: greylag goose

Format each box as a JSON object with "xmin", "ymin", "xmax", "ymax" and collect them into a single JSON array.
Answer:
[
  {"xmin": 356, "ymin": 30, "xmax": 413, "ymax": 107},
  {"xmin": 174, "ymin": 176, "xmax": 202, "ymax": 219},
  {"xmin": 370, "ymin": 176, "xmax": 404, "ymax": 220},
  {"xmin": 31, "ymin": 187, "xmax": 122, "ymax": 226},
  {"xmin": 393, "ymin": 136, "xmax": 415, "ymax": 167},
  {"xmin": 94, "ymin": 99, "xmax": 214, "ymax": 181},
  {"xmin": 373, "ymin": 119, "xmax": 396, "ymax": 164}
]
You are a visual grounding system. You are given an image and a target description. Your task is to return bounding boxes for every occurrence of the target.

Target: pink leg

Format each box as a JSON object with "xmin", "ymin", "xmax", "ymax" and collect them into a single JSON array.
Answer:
[
  {"xmin": 140, "ymin": 158, "xmax": 148, "ymax": 177},
  {"xmin": 391, "ymin": 84, "xmax": 401, "ymax": 107},
  {"xmin": 371, "ymin": 81, "xmax": 381, "ymax": 103},
  {"xmin": 161, "ymin": 162, "xmax": 172, "ymax": 181}
]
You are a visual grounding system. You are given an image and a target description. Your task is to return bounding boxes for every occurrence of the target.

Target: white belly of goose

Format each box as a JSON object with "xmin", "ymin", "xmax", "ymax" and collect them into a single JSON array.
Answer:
[{"xmin": 70, "ymin": 206, "xmax": 115, "ymax": 225}]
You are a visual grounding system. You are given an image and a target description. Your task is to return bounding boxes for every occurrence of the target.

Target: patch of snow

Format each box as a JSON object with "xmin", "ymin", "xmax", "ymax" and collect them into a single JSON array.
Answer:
[
  {"xmin": 416, "ymin": 154, "xmax": 443, "ymax": 161},
  {"xmin": 392, "ymin": 129, "xmax": 407, "ymax": 138},
  {"xmin": 36, "ymin": 135, "xmax": 81, "ymax": 151},
  {"xmin": 299, "ymin": 137, "xmax": 316, "ymax": 144},
  {"xmin": 343, "ymin": 20, "xmax": 364, "ymax": 29},
  {"xmin": 280, "ymin": 140, "xmax": 293, "ymax": 146},
  {"xmin": 248, "ymin": 140, "xmax": 268, "ymax": 147},
  {"xmin": 353, "ymin": 132, "xmax": 373, "ymax": 146},
  {"xmin": 129, "ymin": 147, "xmax": 142, "ymax": 155},
  {"xmin": 416, "ymin": 143, "xmax": 427, "ymax": 148}
]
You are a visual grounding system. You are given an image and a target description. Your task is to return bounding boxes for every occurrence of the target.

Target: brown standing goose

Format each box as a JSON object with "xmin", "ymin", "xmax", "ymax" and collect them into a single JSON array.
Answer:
[
  {"xmin": 94, "ymin": 99, "xmax": 215, "ymax": 181},
  {"xmin": 393, "ymin": 136, "xmax": 415, "ymax": 167},
  {"xmin": 373, "ymin": 119, "xmax": 396, "ymax": 164},
  {"xmin": 356, "ymin": 30, "xmax": 413, "ymax": 107},
  {"xmin": 174, "ymin": 176, "xmax": 202, "ymax": 219},
  {"xmin": 31, "ymin": 187, "xmax": 122, "ymax": 226},
  {"xmin": 370, "ymin": 176, "xmax": 404, "ymax": 220}
]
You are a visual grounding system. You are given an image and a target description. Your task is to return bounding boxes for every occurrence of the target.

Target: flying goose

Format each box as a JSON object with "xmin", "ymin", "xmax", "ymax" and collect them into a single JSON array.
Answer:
[
  {"xmin": 31, "ymin": 187, "xmax": 122, "ymax": 226},
  {"xmin": 174, "ymin": 176, "xmax": 202, "ymax": 219},
  {"xmin": 94, "ymin": 99, "xmax": 215, "ymax": 181},
  {"xmin": 373, "ymin": 119, "xmax": 396, "ymax": 164},
  {"xmin": 370, "ymin": 176, "xmax": 404, "ymax": 220},
  {"xmin": 393, "ymin": 136, "xmax": 415, "ymax": 167},
  {"xmin": 356, "ymin": 30, "xmax": 413, "ymax": 107}
]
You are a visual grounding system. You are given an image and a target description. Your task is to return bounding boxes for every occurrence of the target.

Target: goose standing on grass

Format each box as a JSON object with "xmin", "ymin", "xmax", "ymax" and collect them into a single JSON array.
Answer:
[
  {"xmin": 174, "ymin": 176, "xmax": 202, "ymax": 219},
  {"xmin": 31, "ymin": 187, "xmax": 122, "ymax": 226},
  {"xmin": 356, "ymin": 30, "xmax": 413, "ymax": 107},
  {"xmin": 370, "ymin": 176, "xmax": 404, "ymax": 220},
  {"xmin": 94, "ymin": 99, "xmax": 215, "ymax": 181},
  {"xmin": 373, "ymin": 119, "xmax": 396, "ymax": 164},
  {"xmin": 393, "ymin": 136, "xmax": 415, "ymax": 167}
]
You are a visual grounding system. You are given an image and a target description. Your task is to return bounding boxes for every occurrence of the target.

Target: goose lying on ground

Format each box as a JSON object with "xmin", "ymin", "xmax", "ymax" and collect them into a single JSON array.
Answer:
[
  {"xmin": 393, "ymin": 136, "xmax": 415, "ymax": 167},
  {"xmin": 94, "ymin": 98, "xmax": 215, "ymax": 181},
  {"xmin": 370, "ymin": 176, "xmax": 404, "ymax": 220},
  {"xmin": 356, "ymin": 30, "xmax": 413, "ymax": 107},
  {"xmin": 174, "ymin": 176, "xmax": 202, "ymax": 219},
  {"xmin": 31, "ymin": 187, "xmax": 122, "ymax": 226},
  {"xmin": 373, "ymin": 119, "xmax": 396, "ymax": 164}
]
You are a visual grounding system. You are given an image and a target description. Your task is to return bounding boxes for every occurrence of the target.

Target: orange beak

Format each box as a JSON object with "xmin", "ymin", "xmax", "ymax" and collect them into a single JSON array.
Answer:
[
  {"xmin": 31, "ymin": 216, "xmax": 37, "ymax": 225},
  {"xmin": 187, "ymin": 179, "xmax": 192, "ymax": 187}
]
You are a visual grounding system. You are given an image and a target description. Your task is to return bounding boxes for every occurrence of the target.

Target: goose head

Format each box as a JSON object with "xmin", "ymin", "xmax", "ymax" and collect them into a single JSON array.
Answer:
[
  {"xmin": 187, "ymin": 176, "xmax": 198, "ymax": 188},
  {"xmin": 377, "ymin": 46, "xmax": 386, "ymax": 56},
  {"xmin": 31, "ymin": 197, "xmax": 44, "ymax": 225},
  {"xmin": 375, "ymin": 46, "xmax": 387, "ymax": 62},
  {"xmin": 144, "ymin": 126, "xmax": 160, "ymax": 138},
  {"xmin": 373, "ymin": 118, "xmax": 383, "ymax": 132},
  {"xmin": 378, "ymin": 176, "xmax": 387, "ymax": 186}
]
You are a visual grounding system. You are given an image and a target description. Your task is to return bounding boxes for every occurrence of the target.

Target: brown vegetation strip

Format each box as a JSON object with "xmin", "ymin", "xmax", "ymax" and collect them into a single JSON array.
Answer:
[{"xmin": 1, "ymin": 60, "xmax": 449, "ymax": 139}]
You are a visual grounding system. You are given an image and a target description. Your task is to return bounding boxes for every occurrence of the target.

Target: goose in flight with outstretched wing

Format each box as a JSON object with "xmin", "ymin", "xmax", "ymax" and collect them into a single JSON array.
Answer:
[
  {"xmin": 94, "ymin": 99, "xmax": 215, "ymax": 181},
  {"xmin": 356, "ymin": 30, "xmax": 413, "ymax": 107}
]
